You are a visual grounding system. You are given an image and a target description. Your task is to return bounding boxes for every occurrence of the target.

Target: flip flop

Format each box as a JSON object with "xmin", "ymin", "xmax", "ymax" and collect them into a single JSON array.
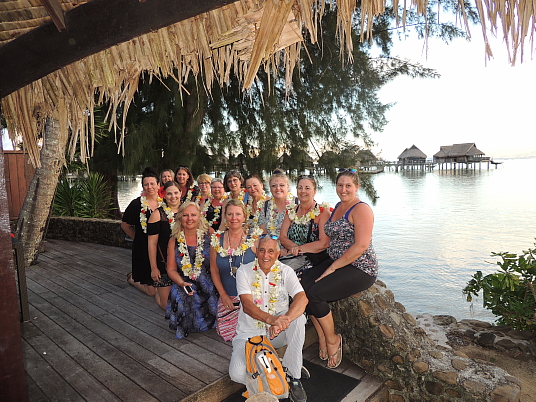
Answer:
[
  {"xmin": 126, "ymin": 272, "xmax": 133, "ymax": 284},
  {"xmin": 327, "ymin": 334, "xmax": 343, "ymax": 369},
  {"xmin": 319, "ymin": 347, "xmax": 328, "ymax": 361}
]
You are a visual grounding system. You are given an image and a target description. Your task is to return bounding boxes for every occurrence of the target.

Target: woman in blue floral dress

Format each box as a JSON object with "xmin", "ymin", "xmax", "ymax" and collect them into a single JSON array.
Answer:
[{"xmin": 165, "ymin": 202, "xmax": 218, "ymax": 339}]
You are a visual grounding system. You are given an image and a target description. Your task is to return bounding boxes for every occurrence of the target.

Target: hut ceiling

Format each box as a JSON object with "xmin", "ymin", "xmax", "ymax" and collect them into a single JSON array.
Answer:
[{"xmin": 0, "ymin": 0, "xmax": 533, "ymax": 166}]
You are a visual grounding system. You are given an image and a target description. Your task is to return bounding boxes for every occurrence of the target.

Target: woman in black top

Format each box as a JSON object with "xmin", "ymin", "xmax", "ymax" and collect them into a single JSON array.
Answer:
[{"xmin": 147, "ymin": 181, "xmax": 181, "ymax": 309}]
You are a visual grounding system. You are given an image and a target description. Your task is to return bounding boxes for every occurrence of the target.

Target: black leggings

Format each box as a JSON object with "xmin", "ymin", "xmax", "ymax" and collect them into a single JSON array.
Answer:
[{"xmin": 301, "ymin": 259, "xmax": 376, "ymax": 318}]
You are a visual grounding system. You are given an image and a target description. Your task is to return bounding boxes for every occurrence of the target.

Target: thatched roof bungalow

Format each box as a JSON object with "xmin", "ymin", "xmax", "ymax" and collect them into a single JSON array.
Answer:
[
  {"xmin": 397, "ymin": 144, "xmax": 427, "ymax": 164},
  {"xmin": 433, "ymin": 143, "xmax": 485, "ymax": 163}
]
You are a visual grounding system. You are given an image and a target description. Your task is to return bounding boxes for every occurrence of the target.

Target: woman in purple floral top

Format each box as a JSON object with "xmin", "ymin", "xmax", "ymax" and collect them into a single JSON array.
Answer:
[{"xmin": 301, "ymin": 168, "xmax": 377, "ymax": 369}]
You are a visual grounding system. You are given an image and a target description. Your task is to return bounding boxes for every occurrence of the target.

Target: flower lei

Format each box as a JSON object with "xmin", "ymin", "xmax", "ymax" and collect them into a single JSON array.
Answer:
[
  {"xmin": 245, "ymin": 193, "xmax": 267, "ymax": 230},
  {"xmin": 163, "ymin": 203, "xmax": 177, "ymax": 232},
  {"xmin": 287, "ymin": 201, "xmax": 330, "ymax": 225},
  {"xmin": 230, "ymin": 188, "xmax": 247, "ymax": 202},
  {"xmin": 266, "ymin": 193, "xmax": 296, "ymax": 235},
  {"xmin": 140, "ymin": 194, "xmax": 163, "ymax": 233},
  {"xmin": 182, "ymin": 184, "xmax": 196, "ymax": 203},
  {"xmin": 251, "ymin": 259, "xmax": 282, "ymax": 328},
  {"xmin": 201, "ymin": 194, "xmax": 228, "ymax": 227},
  {"xmin": 177, "ymin": 229, "xmax": 205, "ymax": 280},
  {"xmin": 211, "ymin": 227, "xmax": 263, "ymax": 257}
]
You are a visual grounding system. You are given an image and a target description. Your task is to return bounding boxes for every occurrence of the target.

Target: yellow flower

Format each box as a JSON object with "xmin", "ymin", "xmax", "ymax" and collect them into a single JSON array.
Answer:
[
  {"xmin": 253, "ymin": 282, "xmax": 261, "ymax": 288},
  {"xmin": 241, "ymin": 244, "xmax": 248, "ymax": 251}
]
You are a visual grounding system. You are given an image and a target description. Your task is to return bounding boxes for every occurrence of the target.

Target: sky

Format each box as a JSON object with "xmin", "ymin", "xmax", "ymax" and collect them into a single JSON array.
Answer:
[{"xmin": 372, "ymin": 33, "xmax": 536, "ymax": 161}]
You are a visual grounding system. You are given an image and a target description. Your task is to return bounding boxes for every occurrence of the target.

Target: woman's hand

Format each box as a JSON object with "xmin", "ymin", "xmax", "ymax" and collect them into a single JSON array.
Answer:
[
  {"xmin": 220, "ymin": 293, "xmax": 237, "ymax": 310},
  {"xmin": 315, "ymin": 265, "xmax": 336, "ymax": 282},
  {"xmin": 151, "ymin": 268, "xmax": 161, "ymax": 282},
  {"xmin": 290, "ymin": 246, "xmax": 304, "ymax": 256}
]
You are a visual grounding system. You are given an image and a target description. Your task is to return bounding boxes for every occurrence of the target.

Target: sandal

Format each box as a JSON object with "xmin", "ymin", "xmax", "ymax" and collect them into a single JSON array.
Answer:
[
  {"xmin": 327, "ymin": 334, "xmax": 343, "ymax": 369},
  {"xmin": 319, "ymin": 347, "xmax": 328, "ymax": 361},
  {"xmin": 126, "ymin": 272, "xmax": 133, "ymax": 284}
]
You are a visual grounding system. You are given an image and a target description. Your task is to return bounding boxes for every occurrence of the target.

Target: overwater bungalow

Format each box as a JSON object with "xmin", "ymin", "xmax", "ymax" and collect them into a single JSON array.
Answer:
[
  {"xmin": 397, "ymin": 145, "xmax": 427, "ymax": 164},
  {"xmin": 433, "ymin": 143, "xmax": 489, "ymax": 170}
]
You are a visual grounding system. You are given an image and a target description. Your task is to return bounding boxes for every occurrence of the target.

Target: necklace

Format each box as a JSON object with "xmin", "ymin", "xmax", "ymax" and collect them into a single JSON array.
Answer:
[
  {"xmin": 201, "ymin": 195, "xmax": 227, "ymax": 227},
  {"xmin": 251, "ymin": 258, "xmax": 282, "ymax": 328},
  {"xmin": 211, "ymin": 227, "xmax": 263, "ymax": 275},
  {"xmin": 287, "ymin": 201, "xmax": 330, "ymax": 225},
  {"xmin": 230, "ymin": 188, "xmax": 246, "ymax": 202},
  {"xmin": 177, "ymin": 229, "xmax": 205, "ymax": 280},
  {"xmin": 245, "ymin": 193, "xmax": 267, "ymax": 230},
  {"xmin": 140, "ymin": 194, "xmax": 163, "ymax": 233},
  {"xmin": 182, "ymin": 184, "xmax": 195, "ymax": 203},
  {"xmin": 163, "ymin": 203, "xmax": 179, "ymax": 232},
  {"xmin": 266, "ymin": 193, "xmax": 295, "ymax": 235}
]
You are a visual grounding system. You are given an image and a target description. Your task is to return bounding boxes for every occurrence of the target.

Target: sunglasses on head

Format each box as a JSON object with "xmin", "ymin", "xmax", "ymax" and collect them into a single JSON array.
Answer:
[
  {"xmin": 297, "ymin": 174, "xmax": 315, "ymax": 180},
  {"xmin": 338, "ymin": 168, "xmax": 357, "ymax": 173},
  {"xmin": 260, "ymin": 234, "xmax": 279, "ymax": 240}
]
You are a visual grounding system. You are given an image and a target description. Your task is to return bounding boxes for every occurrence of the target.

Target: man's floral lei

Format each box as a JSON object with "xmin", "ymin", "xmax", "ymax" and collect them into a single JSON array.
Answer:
[
  {"xmin": 210, "ymin": 227, "xmax": 263, "ymax": 257},
  {"xmin": 201, "ymin": 194, "xmax": 228, "ymax": 227},
  {"xmin": 177, "ymin": 229, "xmax": 205, "ymax": 279},
  {"xmin": 245, "ymin": 193, "xmax": 267, "ymax": 230},
  {"xmin": 266, "ymin": 193, "xmax": 295, "ymax": 235},
  {"xmin": 251, "ymin": 258, "xmax": 282, "ymax": 328},
  {"xmin": 287, "ymin": 201, "xmax": 330, "ymax": 225},
  {"xmin": 140, "ymin": 194, "xmax": 163, "ymax": 233}
]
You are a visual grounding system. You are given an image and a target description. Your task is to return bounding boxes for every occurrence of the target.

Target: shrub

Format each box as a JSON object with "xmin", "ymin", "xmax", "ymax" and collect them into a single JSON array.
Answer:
[{"xmin": 463, "ymin": 242, "xmax": 536, "ymax": 332}]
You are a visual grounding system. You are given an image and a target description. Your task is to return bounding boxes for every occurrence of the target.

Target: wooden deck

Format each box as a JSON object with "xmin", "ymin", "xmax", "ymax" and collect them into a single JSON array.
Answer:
[{"xmin": 21, "ymin": 239, "xmax": 386, "ymax": 402}]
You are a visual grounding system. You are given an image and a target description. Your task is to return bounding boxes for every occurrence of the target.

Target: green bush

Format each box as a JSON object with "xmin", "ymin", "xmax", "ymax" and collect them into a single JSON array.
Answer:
[
  {"xmin": 463, "ymin": 242, "xmax": 536, "ymax": 332},
  {"xmin": 53, "ymin": 173, "xmax": 113, "ymax": 219}
]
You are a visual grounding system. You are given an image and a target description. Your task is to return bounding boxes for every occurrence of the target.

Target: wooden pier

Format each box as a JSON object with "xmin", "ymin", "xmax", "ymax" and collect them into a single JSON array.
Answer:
[{"xmin": 19, "ymin": 239, "xmax": 386, "ymax": 401}]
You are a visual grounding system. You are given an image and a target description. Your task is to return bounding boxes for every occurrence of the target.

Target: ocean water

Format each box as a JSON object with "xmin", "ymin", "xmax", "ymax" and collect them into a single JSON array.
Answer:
[{"xmin": 118, "ymin": 158, "xmax": 536, "ymax": 322}]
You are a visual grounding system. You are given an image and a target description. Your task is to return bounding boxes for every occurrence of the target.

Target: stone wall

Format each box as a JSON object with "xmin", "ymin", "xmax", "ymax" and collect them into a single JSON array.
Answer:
[
  {"xmin": 46, "ymin": 216, "xmax": 132, "ymax": 248},
  {"xmin": 330, "ymin": 280, "xmax": 522, "ymax": 402}
]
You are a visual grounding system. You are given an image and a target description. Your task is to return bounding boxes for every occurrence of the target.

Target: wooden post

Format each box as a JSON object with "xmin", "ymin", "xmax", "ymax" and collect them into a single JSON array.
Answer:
[{"xmin": 0, "ymin": 144, "xmax": 29, "ymax": 401}]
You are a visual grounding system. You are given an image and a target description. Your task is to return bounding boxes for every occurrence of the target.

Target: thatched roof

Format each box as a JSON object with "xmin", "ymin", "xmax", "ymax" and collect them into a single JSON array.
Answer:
[
  {"xmin": 433, "ymin": 143, "xmax": 485, "ymax": 158},
  {"xmin": 0, "ymin": 0, "xmax": 533, "ymax": 166},
  {"xmin": 398, "ymin": 144, "xmax": 427, "ymax": 159}
]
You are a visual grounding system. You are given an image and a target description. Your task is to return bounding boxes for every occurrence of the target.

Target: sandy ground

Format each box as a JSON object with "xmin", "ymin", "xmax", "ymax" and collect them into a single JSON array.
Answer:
[{"xmin": 453, "ymin": 343, "xmax": 536, "ymax": 402}]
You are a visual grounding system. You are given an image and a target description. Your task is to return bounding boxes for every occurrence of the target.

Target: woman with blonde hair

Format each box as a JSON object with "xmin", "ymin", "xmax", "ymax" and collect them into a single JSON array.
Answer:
[
  {"xmin": 202, "ymin": 178, "xmax": 227, "ymax": 231},
  {"xmin": 165, "ymin": 202, "xmax": 218, "ymax": 339},
  {"xmin": 259, "ymin": 169, "xmax": 296, "ymax": 240},
  {"xmin": 196, "ymin": 173, "xmax": 213, "ymax": 206}
]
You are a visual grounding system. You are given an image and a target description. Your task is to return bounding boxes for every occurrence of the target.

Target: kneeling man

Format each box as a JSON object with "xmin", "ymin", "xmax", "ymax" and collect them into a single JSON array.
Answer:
[{"xmin": 229, "ymin": 235, "xmax": 308, "ymax": 402}]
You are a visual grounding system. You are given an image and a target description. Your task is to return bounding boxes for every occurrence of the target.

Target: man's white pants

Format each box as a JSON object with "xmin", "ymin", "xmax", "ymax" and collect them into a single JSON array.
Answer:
[{"xmin": 229, "ymin": 314, "xmax": 306, "ymax": 384}]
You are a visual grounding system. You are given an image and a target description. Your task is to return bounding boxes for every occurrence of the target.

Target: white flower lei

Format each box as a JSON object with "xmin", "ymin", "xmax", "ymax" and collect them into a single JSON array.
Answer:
[
  {"xmin": 266, "ymin": 193, "xmax": 295, "ymax": 235},
  {"xmin": 140, "ymin": 194, "xmax": 163, "ymax": 233},
  {"xmin": 287, "ymin": 201, "xmax": 330, "ymax": 225},
  {"xmin": 201, "ymin": 194, "xmax": 228, "ymax": 227},
  {"xmin": 210, "ymin": 227, "xmax": 263, "ymax": 257},
  {"xmin": 182, "ymin": 184, "xmax": 196, "ymax": 203},
  {"xmin": 177, "ymin": 229, "xmax": 205, "ymax": 280},
  {"xmin": 245, "ymin": 193, "xmax": 267, "ymax": 230},
  {"xmin": 230, "ymin": 188, "xmax": 246, "ymax": 202},
  {"xmin": 251, "ymin": 259, "xmax": 282, "ymax": 328},
  {"xmin": 163, "ymin": 203, "xmax": 177, "ymax": 232}
]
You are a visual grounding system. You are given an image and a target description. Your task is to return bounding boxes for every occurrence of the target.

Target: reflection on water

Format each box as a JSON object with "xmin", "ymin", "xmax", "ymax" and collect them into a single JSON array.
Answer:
[{"xmin": 118, "ymin": 158, "xmax": 536, "ymax": 322}]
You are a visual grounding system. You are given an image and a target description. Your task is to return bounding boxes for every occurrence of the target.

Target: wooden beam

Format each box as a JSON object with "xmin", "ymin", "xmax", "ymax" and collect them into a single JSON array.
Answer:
[
  {"xmin": 0, "ymin": 0, "xmax": 236, "ymax": 98},
  {"xmin": 40, "ymin": 0, "xmax": 67, "ymax": 32}
]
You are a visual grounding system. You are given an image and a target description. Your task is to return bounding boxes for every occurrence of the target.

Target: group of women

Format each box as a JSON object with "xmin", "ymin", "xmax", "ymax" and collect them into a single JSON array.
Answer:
[{"xmin": 121, "ymin": 166, "xmax": 378, "ymax": 369}]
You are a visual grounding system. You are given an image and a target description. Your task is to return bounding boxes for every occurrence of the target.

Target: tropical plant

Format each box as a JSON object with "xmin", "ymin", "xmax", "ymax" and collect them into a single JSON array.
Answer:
[
  {"xmin": 52, "ymin": 177, "xmax": 82, "ymax": 217},
  {"xmin": 52, "ymin": 173, "xmax": 113, "ymax": 219},
  {"xmin": 463, "ymin": 242, "xmax": 536, "ymax": 332}
]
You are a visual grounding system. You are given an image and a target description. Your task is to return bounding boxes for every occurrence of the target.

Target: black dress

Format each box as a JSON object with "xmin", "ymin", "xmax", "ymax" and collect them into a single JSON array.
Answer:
[
  {"xmin": 122, "ymin": 197, "xmax": 154, "ymax": 285},
  {"xmin": 146, "ymin": 207, "xmax": 174, "ymax": 287}
]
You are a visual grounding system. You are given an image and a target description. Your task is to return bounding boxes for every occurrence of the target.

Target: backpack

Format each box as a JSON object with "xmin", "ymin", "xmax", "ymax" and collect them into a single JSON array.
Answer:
[{"xmin": 243, "ymin": 335, "xmax": 289, "ymax": 399}]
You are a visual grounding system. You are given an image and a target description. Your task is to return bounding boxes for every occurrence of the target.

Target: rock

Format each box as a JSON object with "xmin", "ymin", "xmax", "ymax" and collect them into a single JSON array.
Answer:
[
  {"xmin": 433, "ymin": 371, "xmax": 458, "ymax": 385},
  {"xmin": 490, "ymin": 384, "xmax": 521, "ymax": 402},
  {"xmin": 413, "ymin": 361, "xmax": 429, "ymax": 373},
  {"xmin": 463, "ymin": 380, "xmax": 487, "ymax": 394},
  {"xmin": 451, "ymin": 358, "xmax": 467, "ymax": 371},
  {"xmin": 429, "ymin": 351, "xmax": 443, "ymax": 359},
  {"xmin": 460, "ymin": 319, "xmax": 492, "ymax": 328},
  {"xmin": 506, "ymin": 329, "xmax": 534, "ymax": 340},
  {"xmin": 477, "ymin": 332, "xmax": 496, "ymax": 347},
  {"xmin": 433, "ymin": 315, "xmax": 457, "ymax": 326},
  {"xmin": 425, "ymin": 381, "xmax": 444, "ymax": 395},
  {"xmin": 495, "ymin": 338, "xmax": 518, "ymax": 350}
]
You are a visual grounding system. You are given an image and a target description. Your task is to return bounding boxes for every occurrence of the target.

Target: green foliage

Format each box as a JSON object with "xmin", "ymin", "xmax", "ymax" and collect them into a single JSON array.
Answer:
[
  {"xmin": 53, "ymin": 173, "xmax": 113, "ymax": 219},
  {"xmin": 463, "ymin": 242, "xmax": 536, "ymax": 331},
  {"xmin": 53, "ymin": 177, "xmax": 83, "ymax": 217}
]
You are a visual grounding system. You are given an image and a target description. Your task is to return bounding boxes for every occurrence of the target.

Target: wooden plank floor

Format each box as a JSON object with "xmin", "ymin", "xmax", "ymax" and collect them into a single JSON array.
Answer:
[
  {"xmin": 23, "ymin": 239, "xmax": 233, "ymax": 402},
  {"xmin": 22, "ymin": 239, "xmax": 385, "ymax": 402}
]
